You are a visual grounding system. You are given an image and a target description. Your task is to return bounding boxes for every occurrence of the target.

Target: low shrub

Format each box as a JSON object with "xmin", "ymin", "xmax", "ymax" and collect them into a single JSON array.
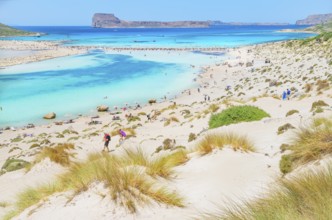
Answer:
[
  {"xmin": 209, "ymin": 105, "xmax": 270, "ymax": 128},
  {"xmin": 277, "ymin": 123, "xmax": 295, "ymax": 135},
  {"xmin": 29, "ymin": 143, "xmax": 40, "ymax": 149},
  {"xmin": 285, "ymin": 109, "xmax": 299, "ymax": 117},
  {"xmin": 1, "ymin": 158, "xmax": 30, "ymax": 172},
  {"xmin": 11, "ymin": 137, "xmax": 23, "ymax": 143},
  {"xmin": 311, "ymin": 100, "xmax": 329, "ymax": 112},
  {"xmin": 188, "ymin": 133, "xmax": 197, "ymax": 142},
  {"xmin": 316, "ymin": 79, "xmax": 330, "ymax": 91},
  {"xmin": 164, "ymin": 117, "xmax": 179, "ymax": 126},
  {"xmin": 279, "ymin": 154, "xmax": 293, "ymax": 174}
]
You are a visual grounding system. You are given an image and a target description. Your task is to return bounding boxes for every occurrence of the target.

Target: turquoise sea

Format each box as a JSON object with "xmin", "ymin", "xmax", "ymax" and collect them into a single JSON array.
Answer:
[{"xmin": 0, "ymin": 26, "xmax": 314, "ymax": 127}]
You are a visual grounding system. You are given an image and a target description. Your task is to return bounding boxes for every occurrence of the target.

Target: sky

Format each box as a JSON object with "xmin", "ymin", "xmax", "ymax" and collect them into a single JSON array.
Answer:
[{"xmin": 0, "ymin": 0, "xmax": 331, "ymax": 26}]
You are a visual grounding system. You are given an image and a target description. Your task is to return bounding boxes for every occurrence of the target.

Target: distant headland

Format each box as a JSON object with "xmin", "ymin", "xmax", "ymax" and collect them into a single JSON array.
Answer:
[
  {"xmin": 92, "ymin": 13, "xmax": 211, "ymax": 28},
  {"xmin": 92, "ymin": 13, "xmax": 290, "ymax": 28},
  {"xmin": 0, "ymin": 23, "xmax": 43, "ymax": 37},
  {"xmin": 296, "ymin": 13, "xmax": 332, "ymax": 25}
]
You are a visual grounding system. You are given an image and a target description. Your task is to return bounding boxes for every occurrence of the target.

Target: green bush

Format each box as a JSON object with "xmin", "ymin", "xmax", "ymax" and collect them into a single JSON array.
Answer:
[
  {"xmin": 188, "ymin": 133, "xmax": 197, "ymax": 142},
  {"xmin": 279, "ymin": 155, "xmax": 293, "ymax": 174},
  {"xmin": 286, "ymin": 109, "xmax": 299, "ymax": 117},
  {"xmin": 1, "ymin": 159, "xmax": 30, "ymax": 172},
  {"xmin": 209, "ymin": 105, "xmax": 270, "ymax": 129},
  {"xmin": 311, "ymin": 100, "xmax": 329, "ymax": 112},
  {"xmin": 277, "ymin": 123, "xmax": 295, "ymax": 135}
]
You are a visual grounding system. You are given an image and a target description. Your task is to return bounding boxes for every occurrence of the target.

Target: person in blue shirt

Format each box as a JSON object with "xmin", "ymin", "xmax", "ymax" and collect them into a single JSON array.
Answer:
[{"xmin": 282, "ymin": 91, "xmax": 287, "ymax": 100}]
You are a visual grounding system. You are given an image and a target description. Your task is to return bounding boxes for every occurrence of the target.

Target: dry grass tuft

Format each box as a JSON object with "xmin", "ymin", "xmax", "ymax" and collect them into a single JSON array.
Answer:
[
  {"xmin": 164, "ymin": 116, "xmax": 180, "ymax": 126},
  {"xmin": 201, "ymin": 165, "xmax": 332, "ymax": 219},
  {"xmin": 7, "ymin": 149, "xmax": 186, "ymax": 219},
  {"xmin": 31, "ymin": 143, "xmax": 75, "ymax": 167},
  {"xmin": 147, "ymin": 150, "xmax": 188, "ymax": 178},
  {"xmin": 195, "ymin": 133, "xmax": 255, "ymax": 155},
  {"xmin": 280, "ymin": 117, "xmax": 332, "ymax": 174}
]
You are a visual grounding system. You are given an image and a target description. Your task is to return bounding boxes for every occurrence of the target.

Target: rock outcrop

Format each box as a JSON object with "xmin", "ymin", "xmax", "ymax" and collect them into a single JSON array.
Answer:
[
  {"xmin": 43, "ymin": 112, "xmax": 56, "ymax": 119},
  {"xmin": 97, "ymin": 105, "xmax": 109, "ymax": 112},
  {"xmin": 296, "ymin": 13, "xmax": 332, "ymax": 25},
  {"xmin": 92, "ymin": 13, "xmax": 211, "ymax": 28}
]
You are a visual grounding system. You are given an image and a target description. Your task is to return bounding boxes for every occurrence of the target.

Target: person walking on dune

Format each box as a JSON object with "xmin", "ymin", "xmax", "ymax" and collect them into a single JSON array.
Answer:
[
  {"xmin": 103, "ymin": 132, "xmax": 111, "ymax": 152},
  {"xmin": 119, "ymin": 129, "xmax": 127, "ymax": 145}
]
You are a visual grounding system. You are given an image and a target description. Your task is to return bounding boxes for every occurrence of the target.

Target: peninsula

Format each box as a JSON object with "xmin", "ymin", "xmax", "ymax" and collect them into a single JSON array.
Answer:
[
  {"xmin": 0, "ymin": 23, "xmax": 42, "ymax": 37},
  {"xmin": 92, "ymin": 13, "xmax": 211, "ymax": 28}
]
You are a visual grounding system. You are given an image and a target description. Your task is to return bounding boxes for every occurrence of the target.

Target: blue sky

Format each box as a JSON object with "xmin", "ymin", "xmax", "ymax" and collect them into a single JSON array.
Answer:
[{"xmin": 0, "ymin": 0, "xmax": 331, "ymax": 25}]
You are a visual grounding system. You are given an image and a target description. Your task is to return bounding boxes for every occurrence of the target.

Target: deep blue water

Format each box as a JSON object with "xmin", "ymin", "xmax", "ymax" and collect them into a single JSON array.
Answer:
[{"xmin": 6, "ymin": 25, "xmax": 314, "ymax": 48}]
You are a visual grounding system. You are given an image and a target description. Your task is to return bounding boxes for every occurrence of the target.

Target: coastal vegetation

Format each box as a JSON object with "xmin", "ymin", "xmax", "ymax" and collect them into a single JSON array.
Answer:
[
  {"xmin": 5, "ymin": 150, "xmax": 186, "ymax": 219},
  {"xmin": 34, "ymin": 143, "xmax": 75, "ymax": 166},
  {"xmin": 305, "ymin": 21, "xmax": 332, "ymax": 33},
  {"xmin": 209, "ymin": 105, "xmax": 270, "ymax": 129},
  {"xmin": 201, "ymin": 165, "xmax": 332, "ymax": 220},
  {"xmin": 285, "ymin": 109, "xmax": 299, "ymax": 117},
  {"xmin": 0, "ymin": 23, "xmax": 38, "ymax": 37},
  {"xmin": 277, "ymin": 123, "xmax": 295, "ymax": 135},
  {"xmin": 1, "ymin": 158, "xmax": 30, "ymax": 173},
  {"xmin": 194, "ymin": 132, "xmax": 255, "ymax": 155},
  {"xmin": 279, "ymin": 117, "xmax": 332, "ymax": 174}
]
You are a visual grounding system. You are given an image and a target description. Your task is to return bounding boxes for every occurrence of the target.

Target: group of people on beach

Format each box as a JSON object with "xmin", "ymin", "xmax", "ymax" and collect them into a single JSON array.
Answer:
[{"xmin": 102, "ymin": 129, "xmax": 127, "ymax": 152}]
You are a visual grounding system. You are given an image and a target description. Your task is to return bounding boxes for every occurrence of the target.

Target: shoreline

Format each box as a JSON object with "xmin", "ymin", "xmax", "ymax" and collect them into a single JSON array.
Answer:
[
  {"xmin": 0, "ymin": 34, "xmax": 323, "ymax": 131},
  {"xmin": 0, "ymin": 47, "xmax": 226, "ymax": 129},
  {"xmin": 0, "ymin": 33, "xmax": 331, "ymax": 219}
]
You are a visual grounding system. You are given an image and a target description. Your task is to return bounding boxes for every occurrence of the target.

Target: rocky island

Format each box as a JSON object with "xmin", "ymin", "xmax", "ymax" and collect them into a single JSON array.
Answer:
[{"xmin": 92, "ymin": 13, "xmax": 211, "ymax": 28}]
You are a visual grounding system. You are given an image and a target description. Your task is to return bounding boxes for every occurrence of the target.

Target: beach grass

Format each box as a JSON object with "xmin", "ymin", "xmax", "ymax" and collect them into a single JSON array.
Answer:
[
  {"xmin": 200, "ymin": 165, "xmax": 332, "ymax": 220},
  {"xmin": 164, "ymin": 116, "xmax": 180, "ymax": 126},
  {"xmin": 195, "ymin": 132, "xmax": 255, "ymax": 155},
  {"xmin": 0, "ymin": 201, "xmax": 10, "ymax": 208},
  {"xmin": 6, "ymin": 150, "xmax": 185, "ymax": 219},
  {"xmin": 209, "ymin": 105, "xmax": 270, "ymax": 129},
  {"xmin": 147, "ymin": 149, "xmax": 188, "ymax": 178},
  {"xmin": 3, "ymin": 183, "xmax": 61, "ymax": 220},
  {"xmin": 122, "ymin": 148, "xmax": 188, "ymax": 178},
  {"xmin": 280, "ymin": 117, "xmax": 332, "ymax": 174},
  {"xmin": 27, "ymin": 143, "xmax": 75, "ymax": 170}
]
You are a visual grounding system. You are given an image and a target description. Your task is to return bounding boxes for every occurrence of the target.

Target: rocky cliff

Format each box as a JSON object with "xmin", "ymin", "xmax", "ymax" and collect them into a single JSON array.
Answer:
[
  {"xmin": 92, "ymin": 13, "xmax": 211, "ymax": 28},
  {"xmin": 296, "ymin": 13, "xmax": 332, "ymax": 25}
]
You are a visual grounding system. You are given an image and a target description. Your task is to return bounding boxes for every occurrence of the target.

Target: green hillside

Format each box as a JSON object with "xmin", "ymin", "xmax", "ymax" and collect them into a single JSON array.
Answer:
[
  {"xmin": 305, "ymin": 21, "xmax": 332, "ymax": 33},
  {"xmin": 0, "ymin": 23, "xmax": 39, "ymax": 37}
]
